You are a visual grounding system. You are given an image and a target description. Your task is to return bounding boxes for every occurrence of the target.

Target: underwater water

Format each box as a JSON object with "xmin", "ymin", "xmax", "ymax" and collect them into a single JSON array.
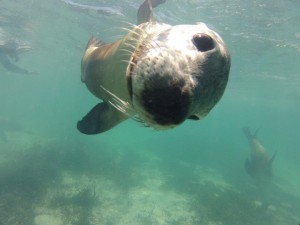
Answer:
[{"xmin": 0, "ymin": 0, "xmax": 299, "ymax": 224}]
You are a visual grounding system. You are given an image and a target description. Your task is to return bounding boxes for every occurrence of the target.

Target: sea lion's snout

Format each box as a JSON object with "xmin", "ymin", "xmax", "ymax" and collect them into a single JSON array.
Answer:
[
  {"xmin": 129, "ymin": 42, "xmax": 195, "ymax": 129},
  {"xmin": 141, "ymin": 76, "xmax": 190, "ymax": 126}
]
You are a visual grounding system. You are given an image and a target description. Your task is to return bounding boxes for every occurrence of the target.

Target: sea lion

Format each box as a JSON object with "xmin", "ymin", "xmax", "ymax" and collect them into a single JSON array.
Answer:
[
  {"xmin": 77, "ymin": 0, "xmax": 231, "ymax": 134},
  {"xmin": 243, "ymin": 127, "xmax": 277, "ymax": 179},
  {"xmin": 62, "ymin": 0, "xmax": 124, "ymax": 17},
  {"xmin": 0, "ymin": 39, "xmax": 34, "ymax": 75}
]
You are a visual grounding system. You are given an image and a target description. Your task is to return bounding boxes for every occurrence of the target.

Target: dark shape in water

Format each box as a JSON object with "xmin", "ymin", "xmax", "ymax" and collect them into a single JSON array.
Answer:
[
  {"xmin": 62, "ymin": 0, "xmax": 124, "ymax": 16},
  {"xmin": 243, "ymin": 127, "xmax": 277, "ymax": 179},
  {"xmin": 0, "ymin": 40, "xmax": 35, "ymax": 75}
]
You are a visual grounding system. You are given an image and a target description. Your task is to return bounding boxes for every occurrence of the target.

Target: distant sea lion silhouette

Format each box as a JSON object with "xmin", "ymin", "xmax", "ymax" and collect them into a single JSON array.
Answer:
[
  {"xmin": 77, "ymin": 0, "xmax": 231, "ymax": 134},
  {"xmin": 62, "ymin": 0, "xmax": 124, "ymax": 16},
  {"xmin": 0, "ymin": 40, "xmax": 35, "ymax": 75},
  {"xmin": 243, "ymin": 127, "xmax": 277, "ymax": 179}
]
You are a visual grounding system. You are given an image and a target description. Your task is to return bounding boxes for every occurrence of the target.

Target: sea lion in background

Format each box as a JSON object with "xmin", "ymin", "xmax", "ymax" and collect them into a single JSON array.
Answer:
[
  {"xmin": 0, "ymin": 40, "xmax": 35, "ymax": 75},
  {"xmin": 243, "ymin": 127, "xmax": 277, "ymax": 179},
  {"xmin": 77, "ymin": 0, "xmax": 230, "ymax": 134},
  {"xmin": 62, "ymin": 0, "xmax": 124, "ymax": 17}
]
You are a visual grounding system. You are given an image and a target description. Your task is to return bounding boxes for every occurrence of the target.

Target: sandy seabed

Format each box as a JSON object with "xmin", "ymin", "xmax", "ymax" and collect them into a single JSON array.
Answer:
[{"xmin": 0, "ymin": 132, "xmax": 299, "ymax": 225}]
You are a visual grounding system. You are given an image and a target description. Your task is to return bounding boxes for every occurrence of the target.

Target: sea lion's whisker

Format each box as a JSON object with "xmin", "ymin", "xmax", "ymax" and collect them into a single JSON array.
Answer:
[
  {"xmin": 147, "ymin": 40, "xmax": 160, "ymax": 50},
  {"xmin": 131, "ymin": 25, "xmax": 147, "ymax": 34},
  {"xmin": 100, "ymin": 85, "xmax": 135, "ymax": 117},
  {"xmin": 122, "ymin": 41, "xmax": 137, "ymax": 48},
  {"xmin": 122, "ymin": 42, "xmax": 139, "ymax": 50},
  {"xmin": 125, "ymin": 37, "xmax": 141, "ymax": 45},
  {"xmin": 120, "ymin": 22, "xmax": 145, "ymax": 32},
  {"xmin": 119, "ymin": 21, "xmax": 137, "ymax": 29},
  {"xmin": 131, "ymin": 115, "xmax": 149, "ymax": 127},
  {"xmin": 108, "ymin": 100, "xmax": 127, "ymax": 114},
  {"xmin": 118, "ymin": 53, "xmax": 132, "ymax": 59},
  {"xmin": 120, "ymin": 60, "xmax": 136, "ymax": 68},
  {"xmin": 120, "ymin": 24, "xmax": 146, "ymax": 37},
  {"xmin": 121, "ymin": 27, "xmax": 140, "ymax": 35},
  {"xmin": 119, "ymin": 48, "xmax": 134, "ymax": 55},
  {"xmin": 121, "ymin": 60, "xmax": 136, "ymax": 67}
]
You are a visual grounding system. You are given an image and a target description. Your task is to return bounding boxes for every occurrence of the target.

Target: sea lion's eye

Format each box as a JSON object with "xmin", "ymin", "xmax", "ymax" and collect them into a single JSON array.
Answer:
[{"xmin": 192, "ymin": 33, "xmax": 215, "ymax": 52}]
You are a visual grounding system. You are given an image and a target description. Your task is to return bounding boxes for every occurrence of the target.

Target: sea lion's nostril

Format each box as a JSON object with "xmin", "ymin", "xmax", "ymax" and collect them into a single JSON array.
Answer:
[{"xmin": 192, "ymin": 33, "xmax": 215, "ymax": 52}]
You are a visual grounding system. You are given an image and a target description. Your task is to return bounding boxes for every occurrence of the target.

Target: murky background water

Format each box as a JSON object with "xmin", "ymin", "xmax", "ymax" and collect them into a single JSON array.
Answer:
[{"xmin": 0, "ymin": 0, "xmax": 299, "ymax": 224}]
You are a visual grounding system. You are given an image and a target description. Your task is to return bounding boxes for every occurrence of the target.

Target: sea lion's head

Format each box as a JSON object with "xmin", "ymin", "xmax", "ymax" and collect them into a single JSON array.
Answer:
[{"xmin": 127, "ymin": 22, "xmax": 230, "ymax": 129}]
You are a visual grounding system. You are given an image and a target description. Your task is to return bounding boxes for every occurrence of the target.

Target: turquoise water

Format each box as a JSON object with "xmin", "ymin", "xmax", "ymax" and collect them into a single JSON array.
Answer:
[{"xmin": 0, "ymin": 0, "xmax": 299, "ymax": 224}]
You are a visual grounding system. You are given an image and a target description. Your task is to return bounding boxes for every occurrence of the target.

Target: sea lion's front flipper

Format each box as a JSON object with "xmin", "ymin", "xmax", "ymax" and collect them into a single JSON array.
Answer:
[
  {"xmin": 137, "ymin": 0, "xmax": 166, "ymax": 25},
  {"xmin": 187, "ymin": 115, "xmax": 200, "ymax": 120},
  {"xmin": 77, "ymin": 102, "xmax": 127, "ymax": 134}
]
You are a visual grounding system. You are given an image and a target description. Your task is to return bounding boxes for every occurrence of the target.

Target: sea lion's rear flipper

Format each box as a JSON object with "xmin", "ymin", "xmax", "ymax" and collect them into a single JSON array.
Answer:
[
  {"xmin": 77, "ymin": 102, "xmax": 127, "ymax": 134},
  {"xmin": 242, "ymin": 127, "xmax": 252, "ymax": 139},
  {"xmin": 242, "ymin": 127, "xmax": 255, "ymax": 147},
  {"xmin": 253, "ymin": 126, "xmax": 261, "ymax": 138},
  {"xmin": 137, "ymin": 0, "xmax": 166, "ymax": 25}
]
